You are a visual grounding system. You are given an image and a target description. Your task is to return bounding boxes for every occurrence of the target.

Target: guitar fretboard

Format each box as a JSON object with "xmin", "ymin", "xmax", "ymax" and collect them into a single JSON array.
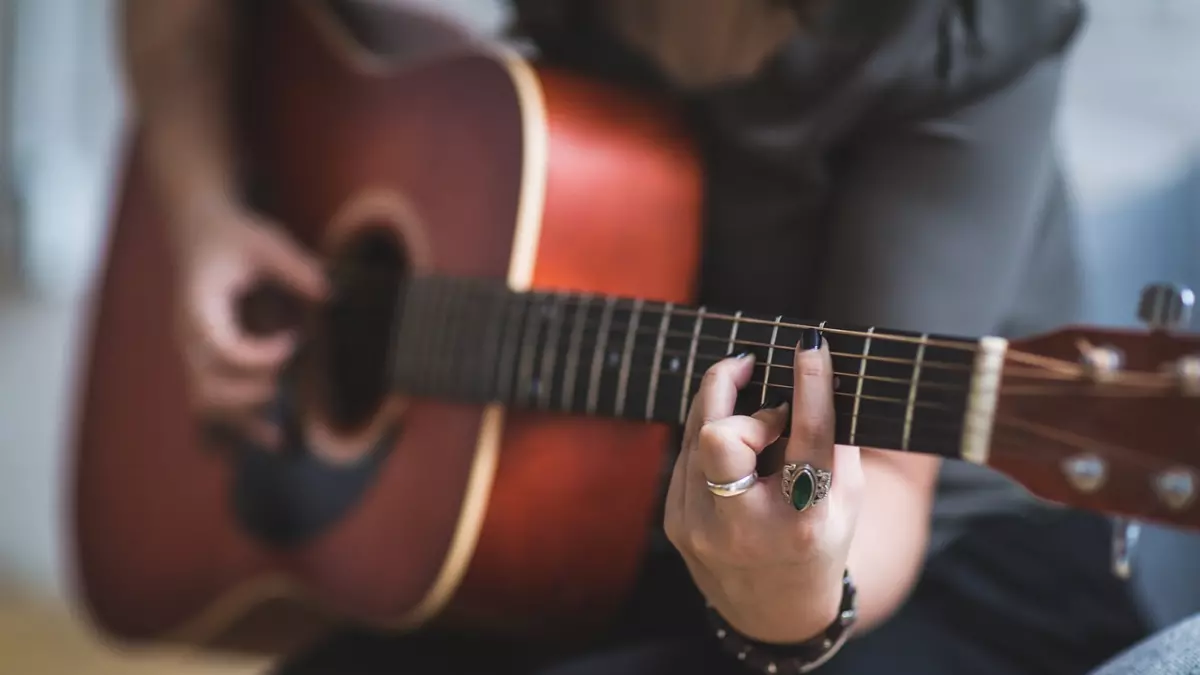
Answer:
[{"xmin": 390, "ymin": 276, "xmax": 986, "ymax": 460}]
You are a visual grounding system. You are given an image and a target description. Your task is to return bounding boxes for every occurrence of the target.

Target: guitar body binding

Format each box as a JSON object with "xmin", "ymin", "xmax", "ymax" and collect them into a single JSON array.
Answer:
[{"xmin": 69, "ymin": 0, "xmax": 704, "ymax": 654}]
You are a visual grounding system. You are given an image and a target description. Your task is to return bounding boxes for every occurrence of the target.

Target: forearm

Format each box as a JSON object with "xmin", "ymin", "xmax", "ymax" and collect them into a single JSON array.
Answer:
[
  {"xmin": 122, "ymin": 0, "xmax": 239, "ymax": 218},
  {"xmin": 845, "ymin": 450, "xmax": 940, "ymax": 634}
]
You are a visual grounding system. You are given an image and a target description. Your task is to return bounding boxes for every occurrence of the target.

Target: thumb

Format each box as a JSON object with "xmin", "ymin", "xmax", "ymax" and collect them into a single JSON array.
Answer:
[{"xmin": 255, "ymin": 227, "xmax": 330, "ymax": 301}]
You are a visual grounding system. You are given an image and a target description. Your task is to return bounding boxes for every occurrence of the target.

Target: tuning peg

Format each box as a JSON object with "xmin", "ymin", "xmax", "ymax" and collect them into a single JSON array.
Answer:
[
  {"xmin": 1137, "ymin": 283, "xmax": 1195, "ymax": 330},
  {"xmin": 1111, "ymin": 517, "xmax": 1141, "ymax": 580}
]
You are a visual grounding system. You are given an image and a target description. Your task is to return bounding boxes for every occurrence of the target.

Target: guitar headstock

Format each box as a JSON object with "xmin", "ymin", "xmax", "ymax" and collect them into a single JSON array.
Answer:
[{"xmin": 987, "ymin": 283, "xmax": 1200, "ymax": 532}]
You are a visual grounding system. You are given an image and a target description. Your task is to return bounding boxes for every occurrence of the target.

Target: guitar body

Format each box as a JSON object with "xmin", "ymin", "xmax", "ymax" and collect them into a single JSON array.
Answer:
[{"xmin": 70, "ymin": 0, "xmax": 703, "ymax": 651}]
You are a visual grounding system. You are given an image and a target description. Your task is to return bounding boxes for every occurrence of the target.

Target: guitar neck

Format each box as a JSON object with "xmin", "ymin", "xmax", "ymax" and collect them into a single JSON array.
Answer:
[{"xmin": 389, "ymin": 276, "xmax": 1006, "ymax": 462}]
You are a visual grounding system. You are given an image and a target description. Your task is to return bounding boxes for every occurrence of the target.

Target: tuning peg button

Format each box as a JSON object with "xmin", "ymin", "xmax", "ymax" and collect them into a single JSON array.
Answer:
[
  {"xmin": 1175, "ymin": 355, "xmax": 1200, "ymax": 397},
  {"xmin": 1154, "ymin": 467, "xmax": 1197, "ymax": 512},
  {"xmin": 1138, "ymin": 283, "xmax": 1195, "ymax": 330},
  {"xmin": 1079, "ymin": 345, "xmax": 1123, "ymax": 382}
]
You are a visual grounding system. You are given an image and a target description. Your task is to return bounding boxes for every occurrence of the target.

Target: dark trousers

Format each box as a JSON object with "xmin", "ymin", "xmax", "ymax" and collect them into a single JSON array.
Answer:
[{"xmin": 276, "ymin": 509, "xmax": 1148, "ymax": 675}]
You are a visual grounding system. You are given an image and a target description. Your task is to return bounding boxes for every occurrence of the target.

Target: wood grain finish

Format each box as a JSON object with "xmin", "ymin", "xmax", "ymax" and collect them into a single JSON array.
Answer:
[
  {"xmin": 990, "ymin": 326, "xmax": 1200, "ymax": 530},
  {"xmin": 70, "ymin": 0, "xmax": 702, "ymax": 653},
  {"xmin": 71, "ymin": 0, "xmax": 1200, "ymax": 656}
]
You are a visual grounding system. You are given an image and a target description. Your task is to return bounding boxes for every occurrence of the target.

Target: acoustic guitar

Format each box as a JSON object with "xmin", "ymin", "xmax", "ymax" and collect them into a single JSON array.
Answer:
[{"xmin": 70, "ymin": 0, "xmax": 1200, "ymax": 656}]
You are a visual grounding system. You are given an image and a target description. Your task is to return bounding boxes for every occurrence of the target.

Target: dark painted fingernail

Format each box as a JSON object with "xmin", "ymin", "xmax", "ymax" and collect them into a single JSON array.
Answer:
[
  {"xmin": 800, "ymin": 327, "xmax": 821, "ymax": 351},
  {"xmin": 759, "ymin": 393, "xmax": 788, "ymax": 410},
  {"xmin": 735, "ymin": 351, "xmax": 752, "ymax": 359}
]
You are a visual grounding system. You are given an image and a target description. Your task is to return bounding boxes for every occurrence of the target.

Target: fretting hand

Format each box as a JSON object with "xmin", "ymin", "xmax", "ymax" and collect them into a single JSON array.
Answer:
[{"xmin": 664, "ymin": 328, "xmax": 865, "ymax": 644}]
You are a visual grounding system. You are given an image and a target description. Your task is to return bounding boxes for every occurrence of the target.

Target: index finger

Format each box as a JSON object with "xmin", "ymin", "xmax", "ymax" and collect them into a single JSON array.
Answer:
[
  {"xmin": 683, "ymin": 352, "xmax": 755, "ymax": 446},
  {"xmin": 198, "ymin": 288, "xmax": 297, "ymax": 372}
]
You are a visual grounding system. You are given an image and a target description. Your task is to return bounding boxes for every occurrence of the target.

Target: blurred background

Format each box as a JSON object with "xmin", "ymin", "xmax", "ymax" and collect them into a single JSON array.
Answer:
[{"xmin": 0, "ymin": 0, "xmax": 1197, "ymax": 671}]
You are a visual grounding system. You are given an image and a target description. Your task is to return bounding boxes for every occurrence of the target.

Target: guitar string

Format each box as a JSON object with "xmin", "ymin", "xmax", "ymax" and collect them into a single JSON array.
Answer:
[
  {"xmin": 356, "ymin": 292, "xmax": 1200, "ymax": 486},
  {"xmin": 332, "ymin": 276, "xmax": 1189, "ymax": 388},
  {"xmin": 686, "ymin": 375, "xmax": 1196, "ymax": 472},
  {"xmin": 340, "ymin": 275, "xmax": 1181, "ymax": 379},
  {"xmin": 678, "ymin": 350, "xmax": 1176, "ymax": 393},
  {"xmin": 337, "ymin": 278, "xmax": 979, "ymax": 351},
  {"xmin": 523, "ymin": 365, "xmax": 1198, "ymax": 474},
  {"xmin": 480, "ymin": 331, "xmax": 1175, "ymax": 461},
  {"xmin": 366, "ymin": 286, "xmax": 1171, "ymax": 386},
  {"xmin": 378, "ymin": 283, "xmax": 1192, "ymax": 469},
  {"xmin": 373, "ymin": 311, "xmax": 1100, "ymax": 384},
  {"xmin": 484, "ymin": 327, "xmax": 1192, "ymax": 471},
  {"xmin": 485, "ymin": 362, "xmax": 1195, "ymax": 474},
  {"xmin": 380, "ymin": 324, "xmax": 1180, "ymax": 415},
  {"xmin": 332, "ymin": 278, "xmax": 1200, "ymax": 508},
  {"xmin": 384, "ymin": 314, "xmax": 1178, "ymax": 396}
]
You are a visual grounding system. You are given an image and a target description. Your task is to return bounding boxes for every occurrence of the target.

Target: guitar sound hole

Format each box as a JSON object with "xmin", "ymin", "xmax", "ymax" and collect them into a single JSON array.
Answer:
[{"xmin": 318, "ymin": 225, "xmax": 408, "ymax": 435}]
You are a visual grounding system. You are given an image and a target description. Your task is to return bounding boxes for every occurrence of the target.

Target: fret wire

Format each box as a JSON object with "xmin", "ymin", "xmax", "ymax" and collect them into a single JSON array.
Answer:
[
  {"xmin": 415, "ymin": 280, "xmax": 442, "ymax": 392},
  {"xmin": 761, "ymin": 315, "xmax": 784, "ymax": 407},
  {"xmin": 452, "ymin": 278, "xmax": 478, "ymax": 396},
  {"xmin": 521, "ymin": 317, "xmax": 976, "ymax": 372},
  {"xmin": 828, "ymin": 410, "xmax": 962, "ymax": 440},
  {"xmin": 388, "ymin": 284, "xmax": 983, "ymax": 462},
  {"xmin": 645, "ymin": 302, "xmax": 673, "ymax": 421},
  {"xmin": 443, "ymin": 278, "xmax": 469, "ymax": 395},
  {"xmin": 388, "ymin": 285, "xmax": 988, "ymax": 439},
  {"xmin": 404, "ymin": 279, "xmax": 431, "ymax": 393},
  {"xmin": 388, "ymin": 283, "xmax": 416, "ymax": 388},
  {"xmin": 848, "ymin": 327, "xmax": 875, "ymax": 446},
  {"xmin": 616, "ymin": 349, "xmax": 977, "ymax": 396},
  {"xmin": 560, "ymin": 294, "xmax": 591, "ymax": 412},
  {"xmin": 596, "ymin": 361, "xmax": 993, "ymax": 414},
  {"xmin": 351, "ymin": 277, "xmax": 975, "ymax": 352},
  {"xmin": 536, "ymin": 292, "xmax": 567, "ymax": 410},
  {"xmin": 384, "ymin": 274, "xmax": 408, "ymax": 387},
  {"xmin": 390, "ymin": 297, "xmax": 981, "ymax": 383},
  {"xmin": 418, "ymin": 279, "xmax": 440, "ymax": 394},
  {"xmin": 516, "ymin": 293, "xmax": 546, "ymax": 405},
  {"xmin": 498, "ymin": 292, "xmax": 981, "ymax": 354},
  {"xmin": 478, "ymin": 282, "xmax": 508, "ymax": 400},
  {"xmin": 767, "ymin": 381, "xmax": 980, "ymax": 413},
  {"xmin": 386, "ymin": 296, "xmax": 979, "ymax": 456},
  {"xmin": 524, "ymin": 297, "xmax": 978, "ymax": 352},
  {"xmin": 726, "ymin": 310, "xmax": 743, "ymax": 355},
  {"xmin": 901, "ymin": 334, "xmax": 929, "ymax": 451},
  {"xmin": 615, "ymin": 298, "xmax": 644, "ymax": 417},
  {"xmin": 441, "ymin": 278, "xmax": 462, "ymax": 396},
  {"xmin": 421, "ymin": 279, "xmax": 450, "ymax": 395},
  {"xmin": 679, "ymin": 307, "xmax": 707, "ymax": 425},
  {"xmin": 645, "ymin": 308, "xmax": 973, "ymax": 351},
  {"xmin": 494, "ymin": 292, "xmax": 528, "ymax": 400},
  {"xmin": 586, "ymin": 296, "xmax": 617, "ymax": 415}
]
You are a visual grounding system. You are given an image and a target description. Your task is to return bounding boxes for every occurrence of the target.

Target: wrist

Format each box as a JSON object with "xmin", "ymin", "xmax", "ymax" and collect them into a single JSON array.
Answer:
[
  {"xmin": 716, "ymin": 568, "xmax": 846, "ymax": 645},
  {"xmin": 139, "ymin": 118, "xmax": 241, "ymax": 228},
  {"xmin": 706, "ymin": 569, "xmax": 858, "ymax": 674},
  {"xmin": 162, "ymin": 173, "xmax": 240, "ymax": 219}
]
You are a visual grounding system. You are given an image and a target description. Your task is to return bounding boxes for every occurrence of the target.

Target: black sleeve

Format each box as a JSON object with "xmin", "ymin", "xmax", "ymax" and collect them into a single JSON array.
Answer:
[{"xmin": 813, "ymin": 20, "xmax": 1083, "ymax": 338}]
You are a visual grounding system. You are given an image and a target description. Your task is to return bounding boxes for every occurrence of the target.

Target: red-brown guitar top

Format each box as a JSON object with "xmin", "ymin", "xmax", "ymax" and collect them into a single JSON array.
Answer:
[
  {"xmin": 71, "ymin": 0, "xmax": 703, "ymax": 653},
  {"xmin": 69, "ymin": 0, "xmax": 1200, "ymax": 658}
]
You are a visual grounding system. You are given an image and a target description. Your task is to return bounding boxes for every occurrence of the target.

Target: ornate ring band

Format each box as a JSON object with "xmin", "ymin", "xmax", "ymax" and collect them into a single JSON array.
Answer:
[
  {"xmin": 781, "ymin": 462, "xmax": 832, "ymax": 512},
  {"xmin": 706, "ymin": 472, "xmax": 758, "ymax": 498}
]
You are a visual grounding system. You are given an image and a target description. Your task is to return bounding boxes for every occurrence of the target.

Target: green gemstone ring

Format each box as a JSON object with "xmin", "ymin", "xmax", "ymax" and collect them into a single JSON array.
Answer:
[{"xmin": 781, "ymin": 462, "xmax": 832, "ymax": 512}]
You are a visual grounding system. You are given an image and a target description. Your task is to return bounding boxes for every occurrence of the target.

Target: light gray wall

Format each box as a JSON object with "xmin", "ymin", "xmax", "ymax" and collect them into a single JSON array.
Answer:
[
  {"xmin": 8, "ymin": 0, "xmax": 125, "ymax": 301},
  {"xmin": 1056, "ymin": 0, "xmax": 1200, "ymax": 329},
  {"xmin": 0, "ymin": 0, "xmax": 19, "ymax": 289}
]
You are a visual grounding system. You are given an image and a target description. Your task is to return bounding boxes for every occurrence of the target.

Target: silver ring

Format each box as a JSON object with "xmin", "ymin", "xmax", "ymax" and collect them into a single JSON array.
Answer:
[
  {"xmin": 706, "ymin": 471, "xmax": 758, "ymax": 497},
  {"xmin": 781, "ymin": 462, "xmax": 832, "ymax": 512}
]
